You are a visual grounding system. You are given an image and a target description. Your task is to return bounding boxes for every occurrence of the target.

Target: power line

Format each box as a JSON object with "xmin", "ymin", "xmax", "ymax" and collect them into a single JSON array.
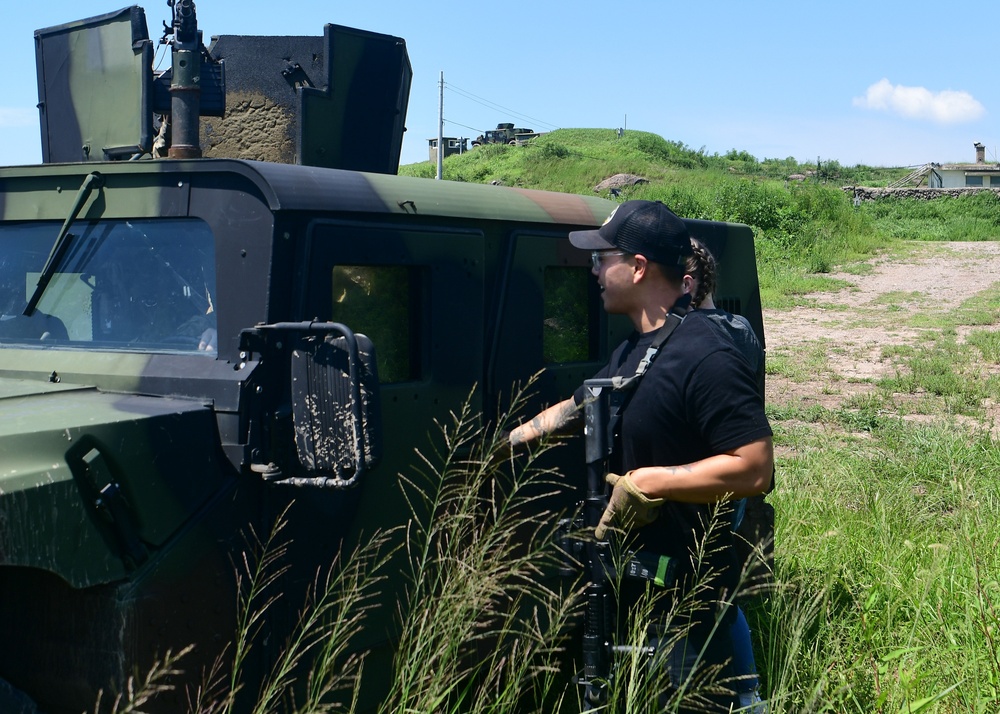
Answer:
[
  {"xmin": 443, "ymin": 118, "xmax": 483, "ymax": 134},
  {"xmin": 444, "ymin": 81, "xmax": 560, "ymax": 132},
  {"xmin": 447, "ymin": 86, "xmax": 559, "ymax": 131}
]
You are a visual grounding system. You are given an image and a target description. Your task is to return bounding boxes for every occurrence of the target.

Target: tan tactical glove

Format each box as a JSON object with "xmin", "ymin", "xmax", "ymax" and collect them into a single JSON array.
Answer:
[{"xmin": 594, "ymin": 471, "xmax": 664, "ymax": 540}]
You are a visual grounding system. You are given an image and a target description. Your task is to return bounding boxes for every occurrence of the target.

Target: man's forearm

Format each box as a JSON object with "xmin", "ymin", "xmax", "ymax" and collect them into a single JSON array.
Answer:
[
  {"xmin": 509, "ymin": 397, "xmax": 582, "ymax": 448},
  {"xmin": 628, "ymin": 436, "xmax": 773, "ymax": 502}
]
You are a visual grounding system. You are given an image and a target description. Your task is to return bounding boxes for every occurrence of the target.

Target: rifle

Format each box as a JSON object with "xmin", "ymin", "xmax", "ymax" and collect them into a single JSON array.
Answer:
[
  {"xmin": 571, "ymin": 300, "xmax": 690, "ymax": 710},
  {"xmin": 574, "ymin": 377, "xmax": 616, "ymax": 710}
]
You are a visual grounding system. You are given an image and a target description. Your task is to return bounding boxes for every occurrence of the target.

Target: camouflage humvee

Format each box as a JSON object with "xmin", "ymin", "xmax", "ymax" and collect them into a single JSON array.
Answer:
[{"xmin": 0, "ymin": 4, "xmax": 766, "ymax": 712}]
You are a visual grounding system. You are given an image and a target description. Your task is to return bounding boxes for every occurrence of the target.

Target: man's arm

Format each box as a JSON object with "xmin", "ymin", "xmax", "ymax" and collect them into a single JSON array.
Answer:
[
  {"xmin": 627, "ymin": 436, "xmax": 773, "ymax": 502},
  {"xmin": 508, "ymin": 397, "xmax": 582, "ymax": 449}
]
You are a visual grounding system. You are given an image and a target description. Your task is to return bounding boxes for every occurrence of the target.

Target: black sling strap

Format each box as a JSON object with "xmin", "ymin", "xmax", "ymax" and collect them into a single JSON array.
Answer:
[
  {"xmin": 607, "ymin": 294, "xmax": 691, "ymax": 422},
  {"xmin": 598, "ymin": 294, "xmax": 692, "ymax": 589}
]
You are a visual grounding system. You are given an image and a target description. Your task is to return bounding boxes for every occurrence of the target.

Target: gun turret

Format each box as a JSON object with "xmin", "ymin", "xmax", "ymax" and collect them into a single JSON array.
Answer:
[{"xmin": 166, "ymin": 0, "xmax": 203, "ymax": 158}]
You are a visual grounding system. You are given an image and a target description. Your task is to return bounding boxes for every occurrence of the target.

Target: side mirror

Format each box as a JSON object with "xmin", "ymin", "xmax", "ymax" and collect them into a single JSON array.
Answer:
[
  {"xmin": 240, "ymin": 321, "xmax": 382, "ymax": 488},
  {"xmin": 290, "ymin": 328, "xmax": 382, "ymax": 486}
]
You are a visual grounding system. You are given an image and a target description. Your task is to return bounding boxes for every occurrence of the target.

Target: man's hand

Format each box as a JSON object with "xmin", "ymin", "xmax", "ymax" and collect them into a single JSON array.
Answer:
[{"xmin": 594, "ymin": 472, "xmax": 664, "ymax": 540}]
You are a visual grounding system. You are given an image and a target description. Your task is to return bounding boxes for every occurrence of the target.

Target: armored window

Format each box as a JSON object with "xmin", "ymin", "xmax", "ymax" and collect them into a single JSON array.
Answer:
[
  {"xmin": 543, "ymin": 266, "xmax": 599, "ymax": 364},
  {"xmin": 0, "ymin": 218, "xmax": 217, "ymax": 353},
  {"xmin": 328, "ymin": 265, "xmax": 421, "ymax": 383}
]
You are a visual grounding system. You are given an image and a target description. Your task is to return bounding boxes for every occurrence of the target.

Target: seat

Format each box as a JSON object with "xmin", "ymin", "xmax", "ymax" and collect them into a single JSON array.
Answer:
[{"xmin": 0, "ymin": 312, "xmax": 69, "ymax": 342}]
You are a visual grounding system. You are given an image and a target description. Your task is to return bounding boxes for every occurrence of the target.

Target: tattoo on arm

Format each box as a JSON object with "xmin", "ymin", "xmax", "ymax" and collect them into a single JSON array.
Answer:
[
  {"xmin": 511, "ymin": 399, "xmax": 581, "ymax": 446},
  {"xmin": 554, "ymin": 401, "xmax": 582, "ymax": 431}
]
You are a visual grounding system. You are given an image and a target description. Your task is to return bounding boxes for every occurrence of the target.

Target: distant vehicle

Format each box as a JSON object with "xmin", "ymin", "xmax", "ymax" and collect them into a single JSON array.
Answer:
[
  {"xmin": 0, "ymin": 4, "xmax": 767, "ymax": 712},
  {"xmin": 471, "ymin": 122, "xmax": 544, "ymax": 147}
]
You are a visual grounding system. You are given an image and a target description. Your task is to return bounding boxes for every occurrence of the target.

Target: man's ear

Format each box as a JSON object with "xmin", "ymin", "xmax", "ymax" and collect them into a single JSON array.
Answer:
[{"xmin": 632, "ymin": 253, "xmax": 649, "ymax": 282}]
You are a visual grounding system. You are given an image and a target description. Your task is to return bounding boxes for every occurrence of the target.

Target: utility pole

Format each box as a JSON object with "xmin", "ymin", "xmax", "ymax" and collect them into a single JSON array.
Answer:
[{"xmin": 437, "ymin": 71, "xmax": 444, "ymax": 180}]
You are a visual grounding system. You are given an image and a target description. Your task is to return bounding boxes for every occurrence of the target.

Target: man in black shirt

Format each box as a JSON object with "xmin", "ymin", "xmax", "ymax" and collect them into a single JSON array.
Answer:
[{"xmin": 509, "ymin": 200, "xmax": 773, "ymax": 709}]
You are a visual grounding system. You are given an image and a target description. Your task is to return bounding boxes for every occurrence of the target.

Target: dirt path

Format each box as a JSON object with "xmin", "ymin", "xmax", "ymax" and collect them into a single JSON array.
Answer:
[{"xmin": 763, "ymin": 241, "xmax": 1000, "ymax": 411}]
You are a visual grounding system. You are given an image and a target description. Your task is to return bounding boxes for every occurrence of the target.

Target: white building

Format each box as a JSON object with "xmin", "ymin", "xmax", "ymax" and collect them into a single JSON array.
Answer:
[
  {"xmin": 427, "ymin": 137, "xmax": 468, "ymax": 163},
  {"xmin": 928, "ymin": 142, "xmax": 1000, "ymax": 188}
]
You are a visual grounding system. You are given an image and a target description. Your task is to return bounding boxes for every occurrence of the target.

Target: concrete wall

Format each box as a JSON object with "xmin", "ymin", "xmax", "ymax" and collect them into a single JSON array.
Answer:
[{"xmin": 843, "ymin": 186, "xmax": 1000, "ymax": 202}]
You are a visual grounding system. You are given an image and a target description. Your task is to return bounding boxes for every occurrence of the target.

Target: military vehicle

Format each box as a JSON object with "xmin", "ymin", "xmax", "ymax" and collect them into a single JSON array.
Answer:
[
  {"xmin": 471, "ymin": 122, "xmax": 544, "ymax": 147},
  {"xmin": 0, "ymin": 3, "xmax": 767, "ymax": 712}
]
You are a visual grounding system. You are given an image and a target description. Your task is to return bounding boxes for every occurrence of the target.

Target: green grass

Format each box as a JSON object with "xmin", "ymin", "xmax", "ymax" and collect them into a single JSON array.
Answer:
[
  {"xmin": 769, "ymin": 417, "xmax": 1000, "ymax": 713},
  {"xmin": 115, "ymin": 349, "xmax": 1000, "ymax": 713}
]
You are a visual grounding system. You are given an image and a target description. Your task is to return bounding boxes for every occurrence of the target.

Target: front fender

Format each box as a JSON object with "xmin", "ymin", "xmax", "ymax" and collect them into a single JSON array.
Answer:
[{"xmin": 0, "ymin": 379, "xmax": 232, "ymax": 587}]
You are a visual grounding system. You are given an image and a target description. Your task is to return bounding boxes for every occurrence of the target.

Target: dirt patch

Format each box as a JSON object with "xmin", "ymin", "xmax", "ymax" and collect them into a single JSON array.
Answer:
[{"xmin": 763, "ymin": 242, "xmax": 1000, "ymax": 412}]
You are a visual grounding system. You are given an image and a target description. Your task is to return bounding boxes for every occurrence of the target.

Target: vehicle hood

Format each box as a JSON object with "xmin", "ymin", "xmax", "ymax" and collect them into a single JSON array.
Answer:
[{"xmin": 0, "ymin": 377, "xmax": 232, "ymax": 587}]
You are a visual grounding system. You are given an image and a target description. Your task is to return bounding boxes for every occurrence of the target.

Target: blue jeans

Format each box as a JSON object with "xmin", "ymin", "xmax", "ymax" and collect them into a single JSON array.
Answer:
[
  {"xmin": 731, "ymin": 605, "xmax": 759, "ymax": 694},
  {"xmin": 647, "ymin": 622, "xmax": 741, "ymax": 712}
]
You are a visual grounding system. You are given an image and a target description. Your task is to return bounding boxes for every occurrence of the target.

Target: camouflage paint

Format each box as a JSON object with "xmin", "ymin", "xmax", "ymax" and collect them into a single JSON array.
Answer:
[
  {"xmin": 0, "ymin": 157, "xmax": 764, "ymax": 712},
  {"xmin": 0, "ymin": 386, "xmax": 226, "ymax": 586},
  {"xmin": 0, "ymin": 159, "xmax": 619, "ymax": 712},
  {"xmin": 35, "ymin": 7, "xmax": 154, "ymax": 163}
]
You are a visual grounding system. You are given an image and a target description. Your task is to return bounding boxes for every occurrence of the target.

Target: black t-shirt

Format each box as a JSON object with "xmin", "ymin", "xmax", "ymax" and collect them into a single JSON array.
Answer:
[{"xmin": 573, "ymin": 311, "xmax": 772, "ymax": 611}]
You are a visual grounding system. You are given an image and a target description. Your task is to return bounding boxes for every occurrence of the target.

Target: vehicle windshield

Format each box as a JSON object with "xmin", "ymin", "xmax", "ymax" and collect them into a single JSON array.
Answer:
[{"xmin": 0, "ymin": 218, "xmax": 217, "ymax": 354}]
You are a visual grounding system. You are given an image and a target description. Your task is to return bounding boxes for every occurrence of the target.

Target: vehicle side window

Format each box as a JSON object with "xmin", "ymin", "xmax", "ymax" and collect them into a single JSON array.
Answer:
[
  {"xmin": 328, "ymin": 265, "xmax": 422, "ymax": 383},
  {"xmin": 0, "ymin": 219, "xmax": 217, "ymax": 353},
  {"xmin": 543, "ymin": 266, "xmax": 596, "ymax": 364}
]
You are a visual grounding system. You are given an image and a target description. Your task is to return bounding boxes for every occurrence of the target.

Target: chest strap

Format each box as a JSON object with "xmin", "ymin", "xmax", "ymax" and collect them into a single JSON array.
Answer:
[{"xmin": 611, "ymin": 295, "xmax": 691, "ymax": 393}]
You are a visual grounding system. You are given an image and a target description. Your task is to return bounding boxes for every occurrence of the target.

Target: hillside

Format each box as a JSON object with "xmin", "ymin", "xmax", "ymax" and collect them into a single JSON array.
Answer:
[
  {"xmin": 399, "ymin": 128, "xmax": 906, "ymax": 193},
  {"xmin": 401, "ymin": 129, "xmax": 1000, "ymax": 312}
]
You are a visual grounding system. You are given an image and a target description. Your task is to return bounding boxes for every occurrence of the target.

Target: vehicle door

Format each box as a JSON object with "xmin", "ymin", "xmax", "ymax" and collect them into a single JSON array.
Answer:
[
  {"xmin": 488, "ymin": 229, "xmax": 630, "ymax": 422},
  {"xmin": 299, "ymin": 220, "xmax": 485, "ymax": 531}
]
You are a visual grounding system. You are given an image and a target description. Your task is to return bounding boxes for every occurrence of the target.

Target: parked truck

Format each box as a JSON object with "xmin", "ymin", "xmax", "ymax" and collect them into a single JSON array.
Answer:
[
  {"xmin": 0, "ymin": 3, "xmax": 766, "ymax": 712},
  {"xmin": 471, "ymin": 122, "xmax": 545, "ymax": 147}
]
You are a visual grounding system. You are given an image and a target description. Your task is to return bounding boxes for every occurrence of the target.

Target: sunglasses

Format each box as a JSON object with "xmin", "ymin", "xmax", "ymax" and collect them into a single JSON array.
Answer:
[{"xmin": 590, "ymin": 250, "xmax": 630, "ymax": 271}]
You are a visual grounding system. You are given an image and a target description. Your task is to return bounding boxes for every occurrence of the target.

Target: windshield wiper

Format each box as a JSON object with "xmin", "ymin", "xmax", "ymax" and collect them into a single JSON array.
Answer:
[{"xmin": 23, "ymin": 171, "xmax": 104, "ymax": 317}]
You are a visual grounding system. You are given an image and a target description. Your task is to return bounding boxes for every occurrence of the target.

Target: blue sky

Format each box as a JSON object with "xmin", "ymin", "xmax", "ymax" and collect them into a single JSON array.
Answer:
[{"xmin": 2, "ymin": 0, "xmax": 996, "ymax": 169}]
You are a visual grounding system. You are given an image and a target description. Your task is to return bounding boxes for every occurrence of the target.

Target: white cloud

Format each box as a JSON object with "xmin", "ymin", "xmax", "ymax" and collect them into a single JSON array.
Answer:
[
  {"xmin": 853, "ymin": 78, "xmax": 985, "ymax": 124},
  {"xmin": 0, "ymin": 108, "xmax": 36, "ymax": 128}
]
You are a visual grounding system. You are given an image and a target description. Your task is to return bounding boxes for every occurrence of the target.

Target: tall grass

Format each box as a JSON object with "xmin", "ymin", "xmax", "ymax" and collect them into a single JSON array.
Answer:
[
  {"xmin": 765, "ymin": 405, "xmax": 1000, "ymax": 711},
  {"xmin": 108, "ymin": 381, "xmax": 795, "ymax": 713},
  {"xmin": 379, "ymin": 387, "xmax": 578, "ymax": 714},
  {"xmin": 106, "ymin": 361, "xmax": 1000, "ymax": 713}
]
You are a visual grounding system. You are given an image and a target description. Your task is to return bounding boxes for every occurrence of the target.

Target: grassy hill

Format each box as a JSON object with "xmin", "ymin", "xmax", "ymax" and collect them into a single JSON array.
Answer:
[
  {"xmin": 400, "ymin": 128, "xmax": 904, "ymax": 191},
  {"xmin": 403, "ymin": 129, "xmax": 1000, "ymax": 309}
]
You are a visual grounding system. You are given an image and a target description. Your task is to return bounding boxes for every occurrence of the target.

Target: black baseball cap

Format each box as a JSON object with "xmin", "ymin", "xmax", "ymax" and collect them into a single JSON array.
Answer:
[{"xmin": 569, "ymin": 200, "xmax": 692, "ymax": 266}]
